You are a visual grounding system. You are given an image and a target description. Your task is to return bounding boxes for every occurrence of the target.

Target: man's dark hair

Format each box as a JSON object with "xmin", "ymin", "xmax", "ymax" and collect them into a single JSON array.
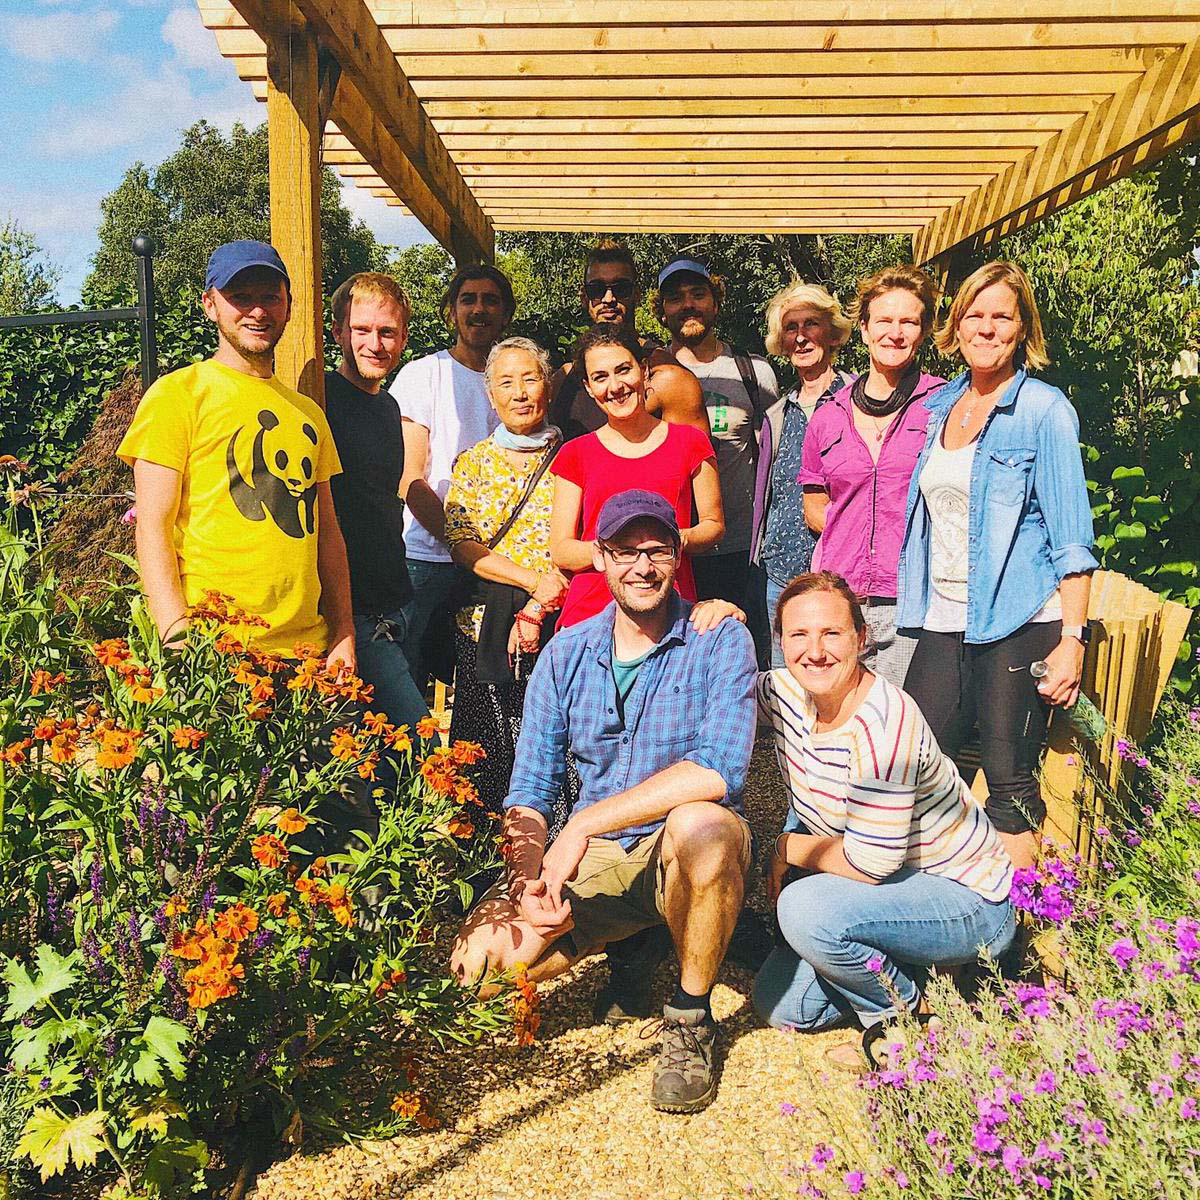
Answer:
[
  {"xmin": 440, "ymin": 263, "xmax": 516, "ymax": 324},
  {"xmin": 583, "ymin": 239, "xmax": 638, "ymax": 284},
  {"xmin": 571, "ymin": 322, "xmax": 646, "ymax": 381}
]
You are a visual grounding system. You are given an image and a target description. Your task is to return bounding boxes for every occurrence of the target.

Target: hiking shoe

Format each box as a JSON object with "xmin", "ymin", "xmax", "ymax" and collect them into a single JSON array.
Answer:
[
  {"xmin": 650, "ymin": 1004, "xmax": 718, "ymax": 1113},
  {"xmin": 724, "ymin": 907, "xmax": 774, "ymax": 973},
  {"xmin": 593, "ymin": 925, "xmax": 671, "ymax": 1025}
]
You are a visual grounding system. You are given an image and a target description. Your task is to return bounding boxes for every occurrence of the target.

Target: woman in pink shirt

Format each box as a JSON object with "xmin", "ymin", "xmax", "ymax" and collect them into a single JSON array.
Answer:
[
  {"xmin": 549, "ymin": 324, "xmax": 724, "ymax": 628},
  {"xmin": 800, "ymin": 265, "xmax": 944, "ymax": 685}
]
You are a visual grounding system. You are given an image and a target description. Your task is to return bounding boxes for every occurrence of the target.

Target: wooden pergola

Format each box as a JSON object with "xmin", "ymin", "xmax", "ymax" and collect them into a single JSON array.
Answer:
[{"xmin": 197, "ymin": 1, "xmax": 1200, "ymax": 401}]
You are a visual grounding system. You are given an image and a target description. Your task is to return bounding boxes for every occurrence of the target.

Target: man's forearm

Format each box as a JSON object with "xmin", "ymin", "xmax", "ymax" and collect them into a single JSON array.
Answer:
[
  {"xmin": 570, "ymin": 761, "xmax": 729, "ymax": 840},
  {"xmin": 405, "ymin": 478, "xmax": 446, "ymax": 541},
  {"xmin": 503, "ymin": 806, "xmax": 549, "ymax": 893},
  {"xmin": 135, "ymin": 522, "xmax": 188, "ymax": 639},
  {"xmin": 316, "ymin": 495, "xmax": 354, "ymax": 642}
]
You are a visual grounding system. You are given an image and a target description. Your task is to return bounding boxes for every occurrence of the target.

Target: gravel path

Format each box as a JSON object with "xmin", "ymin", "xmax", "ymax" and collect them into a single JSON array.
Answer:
[{"xmin": 250, "ymin": 742, "xmax": 871, "ymax": 1200}]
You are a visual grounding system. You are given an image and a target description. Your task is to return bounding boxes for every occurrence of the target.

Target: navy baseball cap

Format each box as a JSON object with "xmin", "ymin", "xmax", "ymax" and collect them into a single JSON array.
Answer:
[
  {"xmin": 657, "ymin": 256, "xmax": 713, "ymax": 289},
  {"xmin": 596, "ymin": 489, "xmax": 680, "ymax": 543},
  {"xmin": 205, "ymin": 240, "xmax": 290, "ymax": 291}
]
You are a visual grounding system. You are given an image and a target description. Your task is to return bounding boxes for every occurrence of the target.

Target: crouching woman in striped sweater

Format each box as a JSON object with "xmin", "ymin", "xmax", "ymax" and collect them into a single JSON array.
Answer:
[{"xmin": 752, "ymin": 571, "xmax": 1014, "ymax": 1063}]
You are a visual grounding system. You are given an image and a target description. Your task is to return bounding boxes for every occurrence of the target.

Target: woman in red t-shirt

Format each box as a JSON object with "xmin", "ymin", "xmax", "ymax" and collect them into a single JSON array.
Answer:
[{"xmin": 549, "ymin": 324, "xmax": 724, "ymax": 627}]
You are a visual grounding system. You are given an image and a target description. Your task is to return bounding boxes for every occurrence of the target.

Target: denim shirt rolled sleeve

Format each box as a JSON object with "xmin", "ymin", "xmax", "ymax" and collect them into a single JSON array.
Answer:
[
  {"xmin": 1032, "ymin": 399, "xmax": 1100, "ymax": 581},
  {"xmin": 503, "ymin": 596, "xmax": 757, "ymax": 848}
]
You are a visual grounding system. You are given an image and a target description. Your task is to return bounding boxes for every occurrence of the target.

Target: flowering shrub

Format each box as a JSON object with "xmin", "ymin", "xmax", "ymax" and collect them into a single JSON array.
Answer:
[
  {"xmin": 0, "ymin": 514, "xmax": 510, "ymax": 1197},
  {"xmin": 771, "ymin": 702, "xmax": 1200, "ymax": 1198}
]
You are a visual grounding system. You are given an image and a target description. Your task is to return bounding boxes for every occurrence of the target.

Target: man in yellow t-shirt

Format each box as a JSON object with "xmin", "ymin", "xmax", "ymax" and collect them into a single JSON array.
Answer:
[{"xmin": 118, "ymin": 240, "xmax": 354, "ymax": 667}]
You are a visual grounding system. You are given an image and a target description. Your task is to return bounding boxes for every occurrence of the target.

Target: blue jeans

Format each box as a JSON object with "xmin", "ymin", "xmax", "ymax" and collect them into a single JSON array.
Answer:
[
  {"xmin": 765, "ymin": 575, "xmax": 786, "ymax": 668},
  {"xmin": 400, "ymin": 558, "xmax": 461, "ymax": 693},
  {"xmin": 753, "ymin": 868, "xmax": 1015, "ymax": 1030},
  {"xmin": 353, "ymin": 610, "xmax": 430, "ymax": 733}
]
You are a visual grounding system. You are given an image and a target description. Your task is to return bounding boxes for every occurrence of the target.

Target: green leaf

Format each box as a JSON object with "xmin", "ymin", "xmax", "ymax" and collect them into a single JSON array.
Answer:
[
  {"xmin": 2, "ymin": 946, "xmax": 76, "ymax": 1020},
  {"xmin": 1114, "ymin": 521, "xmax": 1147, "ymax": 541},
  {"xmin": 1110, "ymin": 465, "xmax": 1146, "ymax": 495},
  {"xmin": 128, "ymin": 1096, "xmax": 187, "ymax": 1137},
  {"xmin": 133, "ymin": 1016, "xmax": 191, "ymax": 1086},
  {"xmin": 1131, "ymin": 495, "xmax": 1166, "ymax": 523},
  {"xmin": 16, "ymin": 1107, "xmax": 108, "ymax": 1181}
]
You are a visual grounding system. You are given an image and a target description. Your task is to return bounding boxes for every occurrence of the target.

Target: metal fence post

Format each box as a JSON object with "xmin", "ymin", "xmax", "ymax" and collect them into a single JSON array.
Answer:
[{"xmin": 132, "ymin": 235, "xmax": 158, "ymax": 390}]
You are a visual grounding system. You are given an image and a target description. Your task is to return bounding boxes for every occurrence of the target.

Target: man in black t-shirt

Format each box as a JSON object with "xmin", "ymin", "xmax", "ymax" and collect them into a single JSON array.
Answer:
[{"xmin": 325, "ymin": 272, "xmax": 429, "ymax": 733}]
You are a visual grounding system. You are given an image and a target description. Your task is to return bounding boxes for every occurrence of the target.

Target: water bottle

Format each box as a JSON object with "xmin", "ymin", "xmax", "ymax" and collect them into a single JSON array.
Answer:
[{"xmin": 1030, "ymin": 661, "xmax": 1106, "ymax": 741}]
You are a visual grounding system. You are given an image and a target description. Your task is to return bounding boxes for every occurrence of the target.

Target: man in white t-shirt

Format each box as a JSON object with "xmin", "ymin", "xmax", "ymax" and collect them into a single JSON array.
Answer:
[
  {"xmin": 391, "ymin": 264, "xmax": 513, "ymax": 692},
  {"xmin": 654, "ymin": 257, "xmax": 779, "ymax": 608}
]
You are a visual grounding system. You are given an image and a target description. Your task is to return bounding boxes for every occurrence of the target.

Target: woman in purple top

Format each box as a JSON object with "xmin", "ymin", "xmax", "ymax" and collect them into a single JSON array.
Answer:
[{"xmin": 800, "ymin": 265, "xmax": 944, "ymax": 685}]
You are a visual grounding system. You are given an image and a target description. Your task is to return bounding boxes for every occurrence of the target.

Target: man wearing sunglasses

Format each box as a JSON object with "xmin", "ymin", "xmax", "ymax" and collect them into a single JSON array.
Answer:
[
  {"xmin": 551, "ymin": 240, "xmax": 708, "ymax": 440},
  {"xmin": 452, "ymin": 488, "xmax": 756, "ymax": 1114}
]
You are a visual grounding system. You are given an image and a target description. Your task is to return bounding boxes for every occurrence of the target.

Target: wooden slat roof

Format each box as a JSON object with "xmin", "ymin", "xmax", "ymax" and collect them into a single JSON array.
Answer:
[{"xmin": 198, "ymin": 1, "xmax": 1200, "ymax": 262}]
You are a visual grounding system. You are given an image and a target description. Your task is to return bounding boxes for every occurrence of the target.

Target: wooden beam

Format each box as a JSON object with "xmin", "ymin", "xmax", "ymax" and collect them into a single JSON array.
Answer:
[
  {"xmin": 448, "ymin": 148, "xmax": 1029, "ymax": 164},
  {"xmin": 451, "ymin": 162, "xmax": 998, "ymax": 179},
  {"xmin": 915, "ymin": 35, "xmax": 1200, "ymax": 261},
  {"xmin": 477, "ymin": 198, "xmax": 948, "ymax": 213},
  {"xmin": 284, "ymin": 0, "xmax": 493, "ymax": 262},
  {"xmin": 493, "ymin": 220, "xmax": 922, "ymax": 232},
  {"xmin": 438, "ymin": 132, "xmax": 1049, "ymax": 151},
  {"xmin": 265, "ymin": 17, "xmax": 324, "ymax": 403},
  {"xmin": 466, "ymin": 184, "xmax": 975, "ymax": 198}
]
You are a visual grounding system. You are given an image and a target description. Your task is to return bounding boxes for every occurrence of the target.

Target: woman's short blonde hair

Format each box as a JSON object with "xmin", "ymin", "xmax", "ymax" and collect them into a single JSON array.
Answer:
[
  {"xmin": 763, "ymin": 281, "xmax": 852, "ymax": 357},
  {"xmin": 484, "ymin": 336, "xmax": 552, "ymax": 392},
  {"xmin": 934, "ymin": 260, "xmax": 1049, "ymax": 371},
  {"xmin": 850, "ymin": 264, "xmax": 940, "ymax": 332}
]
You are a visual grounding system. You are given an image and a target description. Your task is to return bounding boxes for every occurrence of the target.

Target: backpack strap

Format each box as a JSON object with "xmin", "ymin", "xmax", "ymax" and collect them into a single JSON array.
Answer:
[{"xmin": 733, "ymin": 350, "xmax": 762, "ymax": 414}]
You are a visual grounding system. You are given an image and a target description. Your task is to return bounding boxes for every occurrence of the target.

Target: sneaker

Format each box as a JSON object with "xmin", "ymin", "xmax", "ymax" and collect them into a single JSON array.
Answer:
[
  {"xmin": 650, "ymin": 1004, "xmax": 718, "ymax": 1113},
  {"xmin": 724, "ymin": 907, "xmax": 774, "ymax": 973},
  {"xmin": 593, "ymin": 925, "xmax": 670, "ymax": 1025}
]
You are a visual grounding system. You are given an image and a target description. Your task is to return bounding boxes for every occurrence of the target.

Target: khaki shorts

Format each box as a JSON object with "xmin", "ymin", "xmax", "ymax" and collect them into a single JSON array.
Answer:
[{"xmin": 550, "ymin": 815, "xmax": 752, "ymax": 961}]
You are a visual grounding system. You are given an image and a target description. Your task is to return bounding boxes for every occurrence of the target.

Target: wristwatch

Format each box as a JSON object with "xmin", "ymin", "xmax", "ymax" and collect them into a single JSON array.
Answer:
[{"xmin": 1061, "ymin": 624, "xmax": 1091, "ymax": 645}]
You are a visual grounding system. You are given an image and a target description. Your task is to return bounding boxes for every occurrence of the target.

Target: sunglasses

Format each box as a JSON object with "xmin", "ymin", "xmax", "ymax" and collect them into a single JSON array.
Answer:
[{"xmin": 584, "ymin": 278, "xmax": 636, "ymax": 303}]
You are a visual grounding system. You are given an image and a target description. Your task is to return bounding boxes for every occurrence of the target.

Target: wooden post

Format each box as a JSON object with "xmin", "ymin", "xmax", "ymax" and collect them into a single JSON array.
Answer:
[{"xmin": 266, "ymin": 20, "xmax": 324, "ymax": 405}]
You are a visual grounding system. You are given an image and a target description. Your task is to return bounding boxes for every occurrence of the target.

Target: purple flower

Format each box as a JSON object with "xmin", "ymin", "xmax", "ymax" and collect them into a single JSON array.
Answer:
[
  {"xmin": 297, "ymin": 946, "xmax": 311, "ymax": 971},
  {"xmin": 974, "ymin": 1128, "xmax": 1002, "ymax": 1154},
  {"xmin": 89, "ymin": 855, "xmax": 103, "ymax": 903},
  {"xmin": 1002, "ymin": 1145, "xmax": 1026, "ymax": 1177},
  {"xmin": 925, "ymin": 1130, "xmax": 945, "ymax": 1147},
  {"xmin": 811, "ymin": 1143, "xmax": 834, "ymax": 1169},
  {"xmin": 1108, "ymin": 938, "xmax": 1138, "ymax": 969},
  {"xmin": 1181, "ymin": 1098, "xmax": 1199, "ymax": 1120},
  {"xmin": 1034, "ymin": 1070, "xmax": 1058, "ymax": 1095},
  {"xmin": 843, "ymin": 1172, "xmax": 866, "ymax": 1195},
  {"xmin": 779, "ymin": 1102, "xmax": 796, "ymax": 1116},
  {"xmin": 865, "ymin": 955, "xmax": 884, "ymax": 973}
]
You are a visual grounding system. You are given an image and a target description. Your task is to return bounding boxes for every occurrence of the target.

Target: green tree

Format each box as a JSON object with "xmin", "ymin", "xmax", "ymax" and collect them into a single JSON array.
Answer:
[
  {"xmin": 85, "ymin": 121, "xmax": 388, "ymax": 303},
  {"xmin": 0, "ymin": 219, "xmax": 60, "ymax": 315}
]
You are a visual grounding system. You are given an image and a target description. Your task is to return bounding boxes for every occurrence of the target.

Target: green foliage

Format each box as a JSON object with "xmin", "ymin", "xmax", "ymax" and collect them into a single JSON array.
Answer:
[
  {"xmin": 85, "ymin": 121, "xmax": 388, "ymax": 304},
  {"xmin": 0, "ymin": 220, "xmax": 59, "ymax": 317},
  {"xmin": 0, "ymin": 507, "xmax": 509, "ymax": 1196}
]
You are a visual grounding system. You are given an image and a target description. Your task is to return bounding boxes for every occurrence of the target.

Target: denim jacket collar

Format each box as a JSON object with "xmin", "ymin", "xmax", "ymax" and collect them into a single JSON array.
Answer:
[
  {"xmin": 587, "ymin": 592, "xmax": 690, "ymax": 666},
  {"xmin": 925, "ymin": 368, "xmax": 1027, "ymax": 420}
]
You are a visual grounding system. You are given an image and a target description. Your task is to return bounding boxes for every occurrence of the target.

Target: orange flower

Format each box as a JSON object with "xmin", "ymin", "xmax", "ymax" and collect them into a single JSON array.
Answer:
[
  {"xmin": 357, "ymin": 752, "xmax": 380, "ymax": 781},
  {"xmin": 213, "ymin": 903, "xmax": 259, "ymax": 943},
  {"xmin": 183, "ymin": 949, "xmax": 245, "ymax": 1009},
  {"xmin": 453, "ymin": 778, "xmax": 480, "ymax": 806},
  {"xmin": 126, "ymin": 671, "xmax": 164, "ymax": 704},
  {"xmin": 251, "ymin": 833, "xmax": 288, "ymax": 869},
  {"xmin": 49, "ymin": 726, "xmax": 80, "ymax": 764},
  {"xmin": 1, "ymin": 739, "xmax": 33, "ymax": 766},
  {"xmin": 29, "ymin": 669, "xmax": 65, "ymax": 696},
  {"xmin": 362, "ymin": 711, "xmax": 390, "ymax": 736},
  {"xmin": 229, "ymin": 660, "xmax": 260, "ymax": 687},
  {"xmin": 420, "ymin": 757, "xmax": 458, "ymax": 797},
  {"xmin": 295, "ymin": 877, "xmax": 328, "ymax": 906},
  {"xmin": 385, "ymin": 725, "xmax": 412, "ymax": 754},
  {"xmin": 450, "ymin": 740, "xmax": 486, "ymax": 766},
  {"xmin": 329, "ymin": 727, "xmax": 360, "ymax": 763},
  {"xmin": 416, "ymin": 716, "xmax": 441, "ymax": 740},
  {"xmin": 390, "ymin": 1092, "xmax": 420, "ymax": 1119},
  {"xmin": 286, "ymin": 910, "xmax": 302, "ymax": 928},
  {"xmin": 169, "ymin": 930, "xmax": 204, "ymax": 961},
  {"xmin": 273, "ymin": 808, "xmax": 309, "ymax": 835},
  {"xmin": 309, "ymin": 857, "xmax": 328, "ymax": 877},
  {"xmin": 164, "ymin": 896, "xmax": 189, "ymax": 918},
  {"xmin": 265, "ymin": 892, "xmax": 288, "ymax": 917},
  {"xmin": 95, "ymin": 727, "xmax": 143, "ymax": 770},
  {"xmin": 172, "ymin": 726, "xmax": 207, "ymax": 750},
  {"xmin": 31, "ymin": 717, "xmax": 58, "ymax": 741},
  {"xmin": 447, "ymin": 815, "xmax": 475, "ymax": 840},
  {"xmin": 511, "ymin": 968, "xmax": 541, "ymax": 1047},
  {"xmin": 244, "ymin": 702, "xmax": 273, "ymax": 722},
  {"xmin": 214, "ymin": 632, "xmax": 245, "ymax": 656},
  {"xmin": 93, "ymin": 639, "xmax": 132, "ymax": 668},
  {"xmin": 374, "ymin": 968, "xmax": 407, "ymax": 996},
  {"xmin": 291, "ymin": 641, "xmax": 320, "ymax": 661},
  {"xmin": 250, "ymin": 677, "xmax": 275, "ymax": 703},
  {"xmin": 331, "ymin": 903, "xmax": 354, "ymax": 927}
]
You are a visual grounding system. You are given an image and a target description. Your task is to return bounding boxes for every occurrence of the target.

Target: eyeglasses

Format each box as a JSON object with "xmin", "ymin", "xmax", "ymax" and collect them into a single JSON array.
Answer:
[
  {"xmin": 584, "ymin": 278, "xmax": 636, "ymax": 303},
  {"xmin": 600, "ymin": 543, "xmax": 678, "ymax": 566}
]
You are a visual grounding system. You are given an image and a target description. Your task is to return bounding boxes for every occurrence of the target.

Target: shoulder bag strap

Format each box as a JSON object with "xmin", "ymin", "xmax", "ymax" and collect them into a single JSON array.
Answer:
[{"xmin": 486, "ymin": 438, "xmax": 562, "ymax": 550}]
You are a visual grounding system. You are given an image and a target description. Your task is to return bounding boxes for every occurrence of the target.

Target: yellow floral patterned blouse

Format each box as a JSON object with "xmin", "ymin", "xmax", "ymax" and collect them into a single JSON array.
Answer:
[{"xmin": 443, "ymin": 435, "xmax": 559, "ymax": 639}]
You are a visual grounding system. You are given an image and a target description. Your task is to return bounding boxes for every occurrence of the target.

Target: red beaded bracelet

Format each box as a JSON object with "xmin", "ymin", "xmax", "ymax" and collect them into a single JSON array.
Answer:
[{"xmin": 514, "ymin": 610, "xmax": 542, "ymax": 629}]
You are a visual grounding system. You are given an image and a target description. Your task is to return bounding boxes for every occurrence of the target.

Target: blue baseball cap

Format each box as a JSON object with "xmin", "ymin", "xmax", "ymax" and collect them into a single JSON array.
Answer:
[
  {"xmin": 204, "ymin": 240, "xmax": 290, "ymax": 291},
  {"xmin": 657, "ymin": 255, "xmax": 713, "ymax": 289},
  {"xmin": 596, "ymin": 489, "xmax": 680, "ymax": 543}
]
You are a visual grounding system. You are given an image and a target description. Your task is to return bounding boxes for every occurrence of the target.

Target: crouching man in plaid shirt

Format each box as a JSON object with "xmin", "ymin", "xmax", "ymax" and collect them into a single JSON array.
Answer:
[{"xmin": 452, "ymin": 489, "xmax": 756, "ymax": 1113}]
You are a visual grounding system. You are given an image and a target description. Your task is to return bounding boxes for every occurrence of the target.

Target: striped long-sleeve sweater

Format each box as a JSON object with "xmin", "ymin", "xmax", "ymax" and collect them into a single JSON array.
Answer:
[{"xmin": 758, "ymin": 669, "xmax": 1013, "ymax": 902}]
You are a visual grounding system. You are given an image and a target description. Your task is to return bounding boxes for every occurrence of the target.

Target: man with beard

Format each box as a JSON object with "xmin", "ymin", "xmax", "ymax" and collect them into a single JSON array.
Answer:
[
  {"xmin": 551, "ymin": 240, "xmax": 708, "ymax": 441},
  {"xmin": 391, "ymin": 263, "xmax": 514, "ymax": 693},
  {"xmin": 655, "ymin": 256, "xmax": 779, "ymax": 606},
  {"xmin": 452, "ymin": 489, "xmax": 756, "ymax": 1113},
  {"xmin": 119, "ymin": 240, "xmax": 354, "ymax": 669},
  {"xmin": 324, "ymin": 272, "xmax": 429, "ymax": 733}
]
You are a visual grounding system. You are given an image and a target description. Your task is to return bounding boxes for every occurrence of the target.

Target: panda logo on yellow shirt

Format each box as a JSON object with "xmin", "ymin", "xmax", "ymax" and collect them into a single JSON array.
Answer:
[{"xmin": 226, "ymin": 408, "xmax": 319, "ymax": 539}]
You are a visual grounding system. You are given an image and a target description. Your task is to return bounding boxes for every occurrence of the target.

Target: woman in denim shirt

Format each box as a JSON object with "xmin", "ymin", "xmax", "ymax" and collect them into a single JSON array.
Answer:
[{"xmin": 897, "ymin": 261, "xmax": 1098, "ymax": 871}]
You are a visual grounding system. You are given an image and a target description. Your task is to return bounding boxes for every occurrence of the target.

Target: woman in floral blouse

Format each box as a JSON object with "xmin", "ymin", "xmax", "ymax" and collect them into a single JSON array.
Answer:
[{"xmin": 443, "ymin": 337, "xmax": 569, "ymax": 816}]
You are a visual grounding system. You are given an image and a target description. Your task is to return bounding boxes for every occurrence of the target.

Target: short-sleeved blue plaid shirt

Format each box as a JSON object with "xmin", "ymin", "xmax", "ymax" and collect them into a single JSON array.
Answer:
[{"xmin": 504, "ymin": 594, "xmax": 758, "ymax": 848}]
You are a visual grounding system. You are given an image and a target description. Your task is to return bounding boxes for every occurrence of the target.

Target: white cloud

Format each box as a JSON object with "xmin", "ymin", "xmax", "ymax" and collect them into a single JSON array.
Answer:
[
  {"xmin": 43, "ymin": 64, "xmax": 261, "ymax": 159},
  {"xmin": 0, "ymin": 8, "xmax": 119, "ymax": 64},
  {"xmin": 162, "ymin": 4, "xmax": 225, "ymax": 72}
]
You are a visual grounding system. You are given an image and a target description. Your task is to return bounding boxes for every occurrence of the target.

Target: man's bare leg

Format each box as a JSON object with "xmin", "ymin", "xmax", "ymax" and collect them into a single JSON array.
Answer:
[{"xmin": 661, "ymin": 802, "xmax": 749, "ymax": 993}]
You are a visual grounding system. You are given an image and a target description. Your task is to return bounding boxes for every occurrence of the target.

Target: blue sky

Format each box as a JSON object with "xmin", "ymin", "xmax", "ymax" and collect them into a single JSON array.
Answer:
[{"xmin": 0, "ymin": 0, "xmax": 433, "ymax": 304}]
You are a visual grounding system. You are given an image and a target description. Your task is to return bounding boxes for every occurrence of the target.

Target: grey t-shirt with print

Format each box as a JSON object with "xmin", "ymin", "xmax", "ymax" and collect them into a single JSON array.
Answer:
[{"xmin": 688, "ymin": 348, "xmax": 780, "ymax": 555}]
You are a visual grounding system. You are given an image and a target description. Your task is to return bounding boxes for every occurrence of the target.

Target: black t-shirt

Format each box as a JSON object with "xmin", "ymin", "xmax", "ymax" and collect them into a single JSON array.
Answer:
[{"xmin": 324, "ymin": 369, "xmax": 413, "ymax": 615}]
